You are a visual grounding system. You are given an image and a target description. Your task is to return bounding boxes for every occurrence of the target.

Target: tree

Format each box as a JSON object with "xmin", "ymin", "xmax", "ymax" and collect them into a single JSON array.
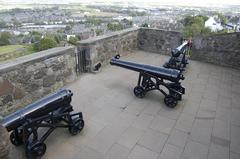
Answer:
[
  {"xmin": 201, "ymin": 27, "xmax": 212, "ymax": 35},
  {"xmin": 0, "ymin": 20, "xmax": 6, "ymax": 28},
  {"xmin": 31, "ymin": 34, "xmax": 41, "ymax": 43},
  {"xmin": 122, "ymin": 18, "xmax": 133, "ymax": 28},
  {"xmin": 31, "ymin": 31, "xmax": 42, "ymax": 44},
  {"xmin": 95, "ymin": 29, "xmax": 103, "ymax": 36},
  {"xmin": 181, "ymin": 15, "xmax": 211, "ymax": 38},
  {"xmin": 182, "ymin": 15, "xmax": 207, "ymax": 27},
  {"xmin": 86, "ymin": 17, "xmax": 103, "ymax": 26},
  {"xmin": 36, "ymin": 37, "xmax": 57, "ymax": 51},
  {"xmin": 65, "ymin": 25, "xmax": 72, "ymax": 32},
  {"xmin": 68, "ymin": 36, "xmax": 79, "ymax": 45},
  {"xmin": 107, "ymin": 22, "xmax": 123, "ymax": 31},
  {"xmin": 12, "ymin": 18, "xmax": 21, "ymax": 27},
  {"xmin": 31, "ymin": 31, "xmax": 41, "ymax": 36},
  {"xmin": 215, "ymin": 12, "xmax": 227, "ymax": 24},
  {"xmin": 141, "ymin": 23, "xmax": 149, "ymax": 27},
  {"xmin": 0, "ymin": 32, "xmax": 12, "ymax": 46}
]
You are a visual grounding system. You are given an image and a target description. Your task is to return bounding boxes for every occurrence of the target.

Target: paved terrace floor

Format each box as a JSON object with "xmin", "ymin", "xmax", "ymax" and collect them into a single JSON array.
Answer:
[{"xmin": 12, "ymin": 51, "xmax": 240, "ymax": 159}]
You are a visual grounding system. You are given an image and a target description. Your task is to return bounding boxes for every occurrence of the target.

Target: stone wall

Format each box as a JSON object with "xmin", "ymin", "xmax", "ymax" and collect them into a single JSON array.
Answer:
[
  {"xmin": 0, "ymin": 47, "xmax": 77, "ymax": 116},
  {"xmin": 77, "ymin": 28, "xmax": 139, "ymax": 72},
  {"xmin": 192, "ymin": 32, "xmax": 240, "ymax": 69},
  {"xmin": 137, "ymin": 28, "xmax": 182, "ymax": 55}
]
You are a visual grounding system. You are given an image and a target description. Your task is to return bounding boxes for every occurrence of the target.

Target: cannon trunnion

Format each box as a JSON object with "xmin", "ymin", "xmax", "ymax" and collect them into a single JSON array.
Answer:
[
  {"xmin": 163, "ymin": 41, "xmax": 191, "ymax": 71},
  {"xmin": 110, "ymin": 55, "xmax": 185, "ymax": 108},
  {"xmin": 1, "ymin": 89, "xmax": 84, "ymax": 159}
]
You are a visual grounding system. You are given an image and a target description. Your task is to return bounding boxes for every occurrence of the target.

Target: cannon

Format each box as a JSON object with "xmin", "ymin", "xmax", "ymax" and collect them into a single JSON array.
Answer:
[
  {"xmin": 1, "ymin": 89, "xmax": 84, "ymax": 159},
  {"xmin": 110, "ymin": 55, "xmax": 185, "ymax": 108},
  {"xmin": 163, "ymin": 41, "xmax": 191, "ymax": 71}
]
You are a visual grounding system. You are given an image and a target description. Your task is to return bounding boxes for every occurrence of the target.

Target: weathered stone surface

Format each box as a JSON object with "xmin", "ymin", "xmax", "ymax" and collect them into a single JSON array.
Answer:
[
  {"xmin": 24, "ymin": 81, "xmax": 41, "ymax": 92},
  {"xmin": 77, "ymin": 28, "xmax": 139, "ymax": 72},
  {"xmin": 192, "ymin": 32, "xmax": 240, "ymax": 69},
  {"xmin": 0, "ymin": 47, "xmax": 77, "ymax": 116},
  {"xmin": 43, "ymin": 75, "xmax": 56, "ymax": 87},
  {"xmin": 0, "ymin": 79, "xmax": 14, "ymax": 97},
  {"xmin": 33, "ymin": 68, "xmax": 47, "ymax": 79},
  {"xmin": 137, "ymin": 28, "xmax": 182, "ymax": 55},
  {"xmin": 2, "ymin": 95, "xmax": 13, "ymax": 105},
  {"xmin": 13, "ymin": 87, "xmax": 25, "ymax": 100},
  {"xmin": 0, "ymin": 125, "xmax": 10, "ymax": 159}
]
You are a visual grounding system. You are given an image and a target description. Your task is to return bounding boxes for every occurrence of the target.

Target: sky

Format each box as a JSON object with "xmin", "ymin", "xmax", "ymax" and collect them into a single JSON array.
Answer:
[{"xmin": 1, "ymin": 0, "xmax": 240, "ymax": 6}]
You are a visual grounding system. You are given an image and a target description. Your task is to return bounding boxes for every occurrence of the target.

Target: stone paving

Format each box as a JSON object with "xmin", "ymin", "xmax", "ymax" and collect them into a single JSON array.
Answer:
[{"xmin": 12, "ymin": 51, "xmax": 240, "ymax": 159}]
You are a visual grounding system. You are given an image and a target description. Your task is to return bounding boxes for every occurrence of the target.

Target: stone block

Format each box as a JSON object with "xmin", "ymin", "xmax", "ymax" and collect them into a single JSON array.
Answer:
[
  {"xmin": 138, "ymin": 129, "xmax": 168, "ymax": 153},
  {"xmin": 212, "ymin": 119, "xmax": 230, "ymax": 141},
  {"xmin": 13, "ymin": 87, "xmax": 25, "ymax": 100},
  {"xmin": 0, "ymin": 79, "xmax": 14, "ymax": 96},
  {"xmin": 87, "ymin": 124, "xmax": 127, "ymax": 154},
  {"xmin": 208, "ymin": 143, "xmax": 229, "ymax": 159},
  {"xmin": 0, "ymin": 125, "xmax": 10, "ymax": 159},
  {"xmin": 158, "ymin": 144, "xmax": 183, "ymax": 159},
  {"xmin": 117, "ymin": 126, "xmax": 144, "ymax": 149},
  {"xmin": 33, "ymin": 68, "xmax": 47, "ymax": 79},
  {"xmin": 230, "ymin": 152, "xmax": 240, "ymax": 159},
  {"xmin": 103, "ymin": 144, "xmax": 130, "ymax": 159},
  {"xmin": 43, "ymin": 75, "xmax": 56, "ymax": 87},
  {"xmin": 183, "ymin": 141, "xmax": 208, "ymax": 159},
  {"xmin": 2, "ymin": 94, "xmax": 13, "ymax": 105},
  {"xmin": 127, "ymin": 145, "xmax": 159, "ymax": 159},
  {"xmin": 175, "ymin": 113, "xmax": 195, "ymax": 133},
  {"xmin": 167, "ymin": 129, "xmax": 189, "ymax": 148},
  {"xmin": 150, "ymin": 115, "xmax": 176, "ymax": 134},
  {"xmin": 230, "ymin": 125, "xmax": 240, "ymax": 154},
  {"xmin": 131, "ymin": 114, "xmax": 154, "ymax": 130},
  {"xmin": 73, "ymin": 146, "xmax": 103, "ymax": 159}
]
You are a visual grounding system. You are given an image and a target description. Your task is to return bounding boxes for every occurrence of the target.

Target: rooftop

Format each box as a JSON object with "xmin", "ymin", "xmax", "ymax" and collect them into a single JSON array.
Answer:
[{"xmin": 10, "ymin": 50, "xmax": 240, "ymax": 159}]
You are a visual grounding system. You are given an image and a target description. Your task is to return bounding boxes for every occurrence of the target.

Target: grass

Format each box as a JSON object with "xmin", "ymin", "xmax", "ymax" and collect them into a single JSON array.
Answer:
[
  {"xmin": 0, "ymin": 45, "xmax": 36, "ymax": 62},
  {"xmin": 0, "ymin": 45, "xmax": 25, "ymax": 55}
]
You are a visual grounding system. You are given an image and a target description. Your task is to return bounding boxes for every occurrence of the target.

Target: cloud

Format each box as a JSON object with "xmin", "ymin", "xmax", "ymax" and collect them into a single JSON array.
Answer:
[{"xmin": 1, "ymin": 0, "xmax": 240, "ymax": 5}]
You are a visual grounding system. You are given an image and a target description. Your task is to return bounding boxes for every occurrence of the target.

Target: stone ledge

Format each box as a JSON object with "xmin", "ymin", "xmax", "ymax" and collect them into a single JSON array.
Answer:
[
  {"xmin": 0, "ymin": 46, "xmax": 75, "ymax": 74},
  {"xmin": 78, "ymin": 27, "xmax": 140, "ymax": 45},
  {"xmin": 139, "ymin": 27, "xmax": 181, "ymax": 34}
]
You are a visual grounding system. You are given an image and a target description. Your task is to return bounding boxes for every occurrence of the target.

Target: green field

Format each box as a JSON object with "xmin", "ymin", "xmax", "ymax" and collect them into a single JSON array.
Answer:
[
  {"xmin": 0, "ymin": 45, "xmax": 36, "ymax": 62},
  {"xmin": 0, "ymin": 45, "xmax": 25, "ymax": 55}
]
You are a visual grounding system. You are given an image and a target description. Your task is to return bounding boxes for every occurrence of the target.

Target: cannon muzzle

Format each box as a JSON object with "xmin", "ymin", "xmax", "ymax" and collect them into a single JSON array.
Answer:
[
  {"xmin": 171, "ymin": 41, "xmax": 189, "ymax": 57},
  {"xmin": 110, "ymin": 55, "xmax": 184, "ymax": 82}
]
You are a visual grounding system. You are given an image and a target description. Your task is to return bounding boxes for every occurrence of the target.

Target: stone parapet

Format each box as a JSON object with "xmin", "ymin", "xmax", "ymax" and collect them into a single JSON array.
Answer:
[
  {"xmin": 0, "ymin": 47, "xmax": 77, "ymax": 116},
  {"xmin": 192, "ymin": 32, "xmax": 240, "ymax": 69},
  {"xmin": 77, "ymin": 28, "xmax": 139, "ymax": 72},
  {"xmin": 137, "ymin": 28, "xmax": 182, "ymax": 55}
]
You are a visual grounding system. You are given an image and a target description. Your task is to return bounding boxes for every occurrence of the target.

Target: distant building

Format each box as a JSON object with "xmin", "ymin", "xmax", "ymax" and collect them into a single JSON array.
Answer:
[
  {"xmin": 205, "ymin": 17, "xmax": 223, "ymax": 32},
  {"xmin": 13, "ymin": 31, "xmax": 21, "ymax": 36},
  {"xmin": 66, "ymin": 35, "xmax": 76, "ymax": 41},
  {"xmin": 113, "ymin": 16, "xmax": 132, "ymax": 21}
]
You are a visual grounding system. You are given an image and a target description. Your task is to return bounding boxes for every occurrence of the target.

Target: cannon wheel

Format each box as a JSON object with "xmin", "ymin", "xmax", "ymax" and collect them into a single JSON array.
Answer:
[
  {"xmin": 69, "ymin": 118, "xmax": 84, "ymax": 135},
  {"xmin": 10, "ymin": 130, "xmax": 23, "ymax": 146},
  {"xmin": 26, "ymin": 142, "xmax": 46, "ymax": 159},
  {"xmin": 170, "ymin": 91, "xmax": 182, "ymax": 101},
  {"xmin": 134, "ymin": 86, "xmax": 146, "ymax": 98},
  {"xmin": 164, "ymin": 95, "xmax": 178, "ymax": 108}
]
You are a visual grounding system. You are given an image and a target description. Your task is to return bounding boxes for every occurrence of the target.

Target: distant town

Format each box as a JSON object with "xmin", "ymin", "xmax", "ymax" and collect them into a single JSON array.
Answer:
[{"xmin": 0, "ymin": 2, "xmax": 240, "ymax": 61}]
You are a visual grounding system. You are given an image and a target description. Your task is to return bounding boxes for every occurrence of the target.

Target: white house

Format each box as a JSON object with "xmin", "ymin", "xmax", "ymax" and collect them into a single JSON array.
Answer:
[
  {"xmin": 113, "ymin": 16, "xmax": 132, "ymax": 21},
  {"xmin": 205, "ymin": 17, "xmax": 223, "ymax": 32},
  {"xmin": 67, "ymin": 35, "xmax": 76, "ymax": 41}
]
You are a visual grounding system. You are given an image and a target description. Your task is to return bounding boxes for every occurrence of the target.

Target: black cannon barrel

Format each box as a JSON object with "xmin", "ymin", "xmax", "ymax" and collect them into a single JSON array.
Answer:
[
  {"xmin": 110, "ymin": 56, "xmax": 184, "ymax": 82},
  {"xmin": 171, "ymin": 41, "xmax": 189, "ymax": 57},
  {"xmin": 2, "ymin": 89, "xmax": 73, "ymax": 132}
]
